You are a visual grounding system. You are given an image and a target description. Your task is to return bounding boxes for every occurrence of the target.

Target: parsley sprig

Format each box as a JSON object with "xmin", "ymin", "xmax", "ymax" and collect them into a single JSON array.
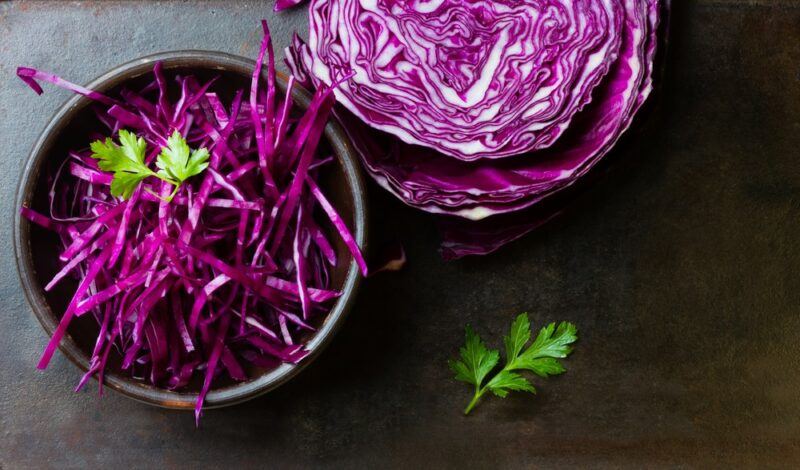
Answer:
[
  {"xmin": 450, "ymin": 313, "xmax": 578, "ymax": 415},
  {"xmin": 90, "ymin": 129, "xmax": 209, "ymax": 200}
]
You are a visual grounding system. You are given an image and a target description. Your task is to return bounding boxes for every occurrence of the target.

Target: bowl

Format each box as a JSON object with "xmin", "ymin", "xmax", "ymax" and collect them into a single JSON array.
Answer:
[{"xmin": 12, "ymin": 51, "xmax": 368, "ymax": 410}]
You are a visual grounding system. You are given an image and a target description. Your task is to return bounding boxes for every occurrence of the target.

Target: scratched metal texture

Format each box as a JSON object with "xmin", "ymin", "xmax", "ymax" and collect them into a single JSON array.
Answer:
[{"xmin": 1, "ymin": 0, "xmax": 800, "ymax": 468}]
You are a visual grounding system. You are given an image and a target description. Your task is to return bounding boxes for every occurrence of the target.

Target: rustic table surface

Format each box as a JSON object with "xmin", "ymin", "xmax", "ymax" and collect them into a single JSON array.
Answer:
[{"xmin": 1, "ymin": 1, "xmax": 799, "ymax": 468}]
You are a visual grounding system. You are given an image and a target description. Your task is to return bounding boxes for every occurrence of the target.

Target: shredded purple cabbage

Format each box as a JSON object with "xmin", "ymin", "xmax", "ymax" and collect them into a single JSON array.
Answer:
[{"xmin": 18, "ymin": 20, "xmax": 366, "ymax": 425}]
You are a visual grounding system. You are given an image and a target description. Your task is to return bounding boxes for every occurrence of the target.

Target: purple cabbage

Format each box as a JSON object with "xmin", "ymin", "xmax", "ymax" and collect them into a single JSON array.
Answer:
[
  {"xmin": 291, "ymin": 0, "xmax": 663, "ymax": 257},
  {"xmin": 18, "ymin": 20, "xmax": 366, "ymax": 424}
]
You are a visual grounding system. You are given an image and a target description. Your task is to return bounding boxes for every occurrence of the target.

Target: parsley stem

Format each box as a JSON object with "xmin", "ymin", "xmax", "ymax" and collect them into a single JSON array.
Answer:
[
  {"xmin": 143, "ymin": 178, "xmax": 181, "ymax": 202},
  {"xmin": 465, "ymin": 361, "xmax": 514, "ymax": 414},
  {"xmin": 166, "ymin": 183, "xmax": 181, "ymax": 201},
  {"xmin": 464, "ymin": 387, "xmax": 486, "ymax": 415}
]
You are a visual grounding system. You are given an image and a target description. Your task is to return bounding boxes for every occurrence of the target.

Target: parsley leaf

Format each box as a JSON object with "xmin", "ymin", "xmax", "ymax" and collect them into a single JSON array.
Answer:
[
  {"xmin": 90, "ymin": 129, "xmax": 208, "ymax": 200},
  {"xmin": 486, "ymin": 370, "xmax": 535, "ymax": 398},
  {"xmin": 503, "ymin": 313, "xmax": 531, "ymax": 366},
  {"xmin": 450, "ymin": 313, "xmax": 578, "ymax": 415},
  {"xmin": 450, "ymin": 326, "xmax": 499, "ymax": 387},
  {"xmin": 90, "ymin": 130, "xmax": 152, "ymax": 199},
  {"xmin": 511, "ymin": 321, "xmax": 577, "ymax": 373},
  {"xmin": 525, "ymin": 322, "xmax": 578, "ymax": 359},
  {"xmin": 156, "ymin": 130, "xmax": 210, "ymax": 184},
  {"xmin": 110, "ymin": 170, "xmax": 149, "ymax": 201}
]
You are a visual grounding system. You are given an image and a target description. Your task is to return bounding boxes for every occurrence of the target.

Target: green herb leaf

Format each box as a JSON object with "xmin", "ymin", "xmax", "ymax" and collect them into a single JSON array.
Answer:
[
  {"xmin": 449, "ymin": 326, "xmax": 499, "ymax": 387},
  {"xmin": 156, "ymin": 130, "xmax": 210, "ymax": 184},
  {"xmin": 515, "ymin": 357, "xmax": 567, "ymax": 378},
  {"xmin": 518, "ymin": 321, "xmax": 578, "ymax": 361},
  {"xmin": 503, "ymin": 313, "xmax": 531, "ymax": 366},
  {"xmin": 451, "ymin": 314, "xmax": 578, "ymax": 415},
  {"xmin": 486, "ymin": 370, "xmax": 536, "ymax": 398},
  {"xmin": 90, "ymin": 130, "xmax": 153, "ymax": 199},
  {"xmin": 109, "ymin": 171, "xmax": 149, "ymax": 201}
]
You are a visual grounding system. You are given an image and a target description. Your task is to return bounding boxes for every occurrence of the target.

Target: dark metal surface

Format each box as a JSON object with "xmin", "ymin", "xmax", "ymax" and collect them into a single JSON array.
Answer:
[{"xmin": 1, "ymin": 0, "xmax": 799, "ymax": 468}]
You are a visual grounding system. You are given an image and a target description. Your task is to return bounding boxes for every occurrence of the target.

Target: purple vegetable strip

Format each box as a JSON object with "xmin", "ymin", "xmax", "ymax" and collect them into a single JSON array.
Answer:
[
  {"xmin": 20, "ymin": 207, "xmax": 59, "ymax": 230},
  {"xmin": 233, "ymin": 309, "xmax": 280, "ymax": 341},
  {"xmin": 306, "ymin": 177, "xmax": 368, "ymax": 276},
  {"xmin": 189, "ymin": 273, "xmax": 231, "ymax": 330},
  {"xmin": 246, "ymin": 335, "xmax": 307, "ymax": 363},
  {"xmin": 109, "ymin": 186, "xmax": 141, "ymax": 267},
  {"xmin": 37, "ymin": 244, "xmax": 113, "ymax": 369},
  {"xmin": 250, "ymin": 22, "xmax": 278, "ymax": 198},
  {"xmin": 277, "ymin": 308, "xmax": 315, "ymax": 331},
  {"xmin": 73, "ymin": 269, "xmax": 150, "ymax": 316},
  {"xmin": 120, "ymin": 88, "xmax": 158, "ymax": 117},
  {"xmin": 205, "ymin": 93, "xmax": 230, "ymax": 127},
  {"xmin": 45, "ymin": 230, "xmax": 116, "ymax": 291},
  {"xmin": 207, "ymin": 168, "xmax": 247, "ymax": 201},
  {"xmin": 144, "ymin": 315, "xmax": 168, "ymax": 384},
  {"xmin": 121, "ymin": 271, "xmax": 171, "ymax": 369},
  {"xmin": 69, "ymin": 162, "xmax": 113, "ymax": 185},
  {"xmin": 308, "ymin": 219, "xmax": 337, "ymax": 266},
  {"xmin": 74, "ymin": 302, "xmax": 113, "ymax": 392},
  {"xmin": 278, "ymin": 315, "xmax": 293, "ymax": 345},
  {"xmin": 195, "ymin": 310, "xmax": 230, "ymax": 425},
  {"xmin": 274, "ymin": 76, "xmax": 295, "ymax": 149},
  {"xmin": 264, "ymin": 276, "xmax": 339, "ymax": 302},
  {"xmin": 261, "ymin": 20, "xmax": 277, "ymax": 162},
  {"xmin": 274, "ymin": 0, "xmax": 305, "ymax": 12},
  {"xmin": 293, "ymin": 206, "xmax": 312, "ymax": 319},
  {"xmin": 269, "ymin": 92, "xmax": 335, "ymax": 253},
  {"xmin": 16, "ymin": 67, "xmax": 120, "ymax": 106},
  {"xmin": 153, "ymin": 62, "xmax": 173, "ymax": 128},
  {"xmin": 220, "ymin": 346, "xmax": 246, "ymax": 381},
  {"xmin": 227, "ymin": 161, "xmax": 258, "ymax": 181},
  {"xmin": 171, "ymin": 289, "xmax": 195, "ymax": 353},
  {"xmin": 108, "ymin": 105, "xmax": 145, "ymax": 129},
  {"xmin": 59, "ymin": 203, "xmax": 126, "ymax": 261}
]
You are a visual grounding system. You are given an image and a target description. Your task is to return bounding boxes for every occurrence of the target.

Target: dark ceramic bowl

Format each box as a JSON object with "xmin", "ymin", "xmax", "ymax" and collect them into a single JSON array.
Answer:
[{"xmin": 13, "ymin": 51, "xmax": 367, "ymax": 410}]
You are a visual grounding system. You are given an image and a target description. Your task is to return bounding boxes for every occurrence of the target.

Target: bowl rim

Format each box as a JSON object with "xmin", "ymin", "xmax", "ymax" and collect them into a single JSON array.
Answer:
[{"xmin": 12, "ymin": 50, "xmax": 368, "ymax": 410}]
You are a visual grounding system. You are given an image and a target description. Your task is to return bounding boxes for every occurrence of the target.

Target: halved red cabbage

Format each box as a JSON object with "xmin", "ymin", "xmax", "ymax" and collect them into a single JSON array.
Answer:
[
  {"xmin": 349, "ymin": 0, "xmax": 662, "ymax": 221},
  {"xmin": 294, "ymin": 0, "xmax": 661, "ymax": 215},
  {"xmin": 291, "ymin": 0, "xmax": 663, "ymax": 258}
]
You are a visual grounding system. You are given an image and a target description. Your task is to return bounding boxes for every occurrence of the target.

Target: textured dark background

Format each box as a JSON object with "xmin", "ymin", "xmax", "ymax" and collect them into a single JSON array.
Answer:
[{"xmin": 2, "ymin": 1, "xmax": 800, "ymax": 468}]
